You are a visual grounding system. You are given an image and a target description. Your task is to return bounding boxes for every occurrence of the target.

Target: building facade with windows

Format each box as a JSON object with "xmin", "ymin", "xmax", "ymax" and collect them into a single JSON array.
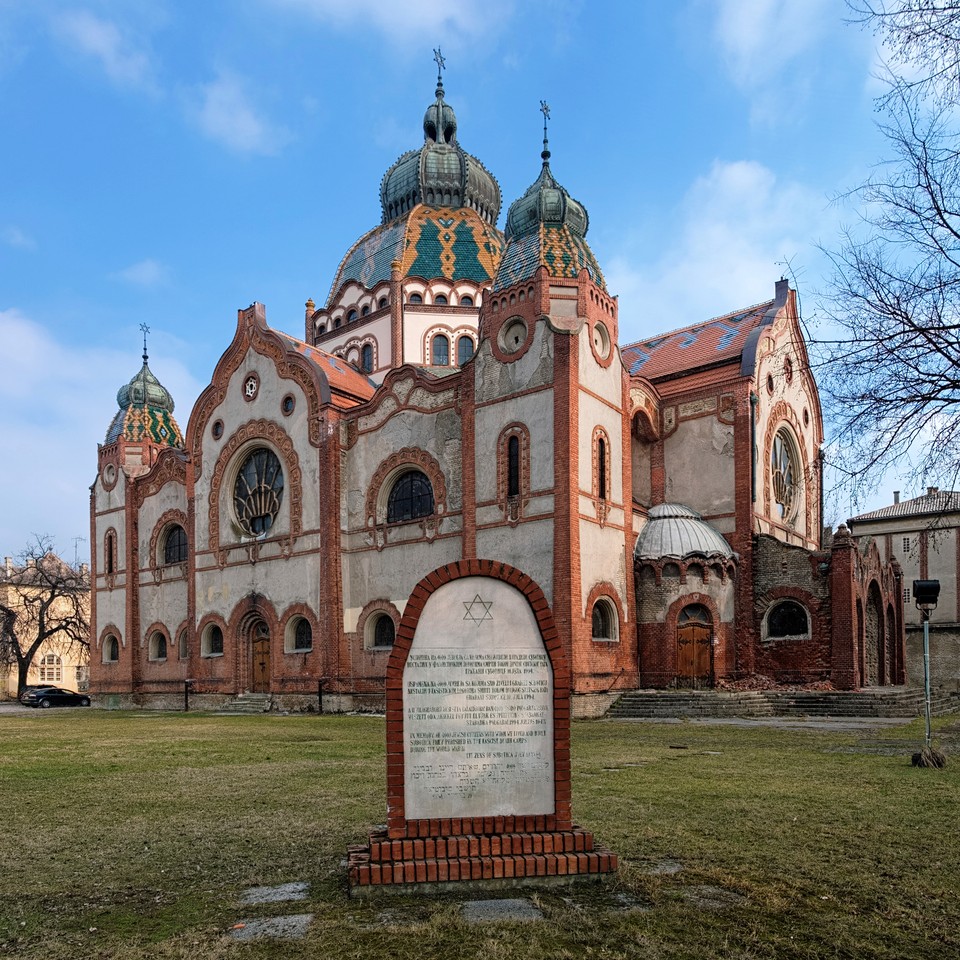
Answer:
[
  {"xmin": 88, "ymin": 77, "xmax": 905, "ymax": 711},
  {"xmin": 849, "ymin": 489, "xmax": 960, "ymax": 691}
]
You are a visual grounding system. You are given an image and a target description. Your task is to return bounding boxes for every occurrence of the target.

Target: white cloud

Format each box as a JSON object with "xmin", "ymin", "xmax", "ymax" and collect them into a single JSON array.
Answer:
[
  {"xmin": 263, "ymin": 0, "xmax": 510, "ymax": 39},
  {"xmin": 51, "ymin": 9, "xmax": 157, "ymax": 91},
  {"xmin": 711, "ymin": 0, "xmax": 833, "ymax": 121},
  {"xmin": 187, "ymin": 70, "xmax": 289, "ymax": 155},
  {"xmin": 605, "ymin": 159, "xmax": 829, "ymax": 342},
  {"xmin": 2, "ymin": 225, "xmax": 36, "ymax": 250},
  {"xmin": 0, "ymin": 308, "xmax": 201, "ymax": 559},
  {"xmin": 112, "ymin": 257, "xmax": 167, "ymax": 287}
]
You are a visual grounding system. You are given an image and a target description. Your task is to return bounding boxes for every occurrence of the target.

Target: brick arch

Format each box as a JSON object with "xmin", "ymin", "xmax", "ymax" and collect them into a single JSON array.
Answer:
[
  {"xmin": 356, "ymin": 598, "xmax": 401, "ymax": 651},
  {"xmin": 762, "ymin": 401, "xmax": 813, "ymax": 537},
  {"xmin": 278, "ymin": 602, "xmax": 320, "ymax": 658},
  {"xmin": 384, "ymin": 559, "xmax": 569, "ymax": 837},
  {"xmin": 227, "ymin": 594, "xmax": 282, "ymax": 693},
  {"xmin": 102, "ymin": 527, "xmax": 119, "ymax": 582},
  {"xmin": 758, "ymin": 587, "xmax": 819, "ymax": 641},
  {"xmin": 584, "ymin": 580, "xmax": 625, "ymax": 641},
  {"xmin": 98, "ymin": 624, "xmax": 123, "ymax": 664},
  {"xmin": 365, "ymin": 446, "xmax": 448, "ymax": 528},
  {"xmin": 591, "ymin": 425, "xmax": 612, "ymax": 525},
  {"xmin": 148, "ymin": 508, "xmax": 189, "ymax": 577},
  {"xmin": 208, "ymin": 419, "xmax": 303, "ymax": 563},
  {"xmin": 143, "ymin": 621, "xmax": 171, "ymax": 663},
  {"xmin": 496, "ymin": 422, "xmax": 531, "ymax": 523}
]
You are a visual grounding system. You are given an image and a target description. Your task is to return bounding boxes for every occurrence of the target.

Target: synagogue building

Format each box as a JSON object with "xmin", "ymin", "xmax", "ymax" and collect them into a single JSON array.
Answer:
[{"xmin": 89, "ymin": 73, "xmax": 906, "ymax": 712}]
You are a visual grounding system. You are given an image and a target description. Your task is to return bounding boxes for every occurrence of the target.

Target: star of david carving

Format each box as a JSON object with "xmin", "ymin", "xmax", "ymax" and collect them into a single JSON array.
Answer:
[{"xmin": 463, "ymin": 594, "xmax": 493, "ymax": 626}]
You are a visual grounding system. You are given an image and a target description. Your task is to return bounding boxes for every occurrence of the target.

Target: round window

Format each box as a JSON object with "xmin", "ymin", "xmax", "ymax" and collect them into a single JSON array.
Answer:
[
  {"xmin": 212, "ymin": 419, "xmax": 224, "ymax": 440},
  {"xmin": 771, "ymin": 429, "xmax": 800, "ymax": 525},
  {"xmin": 499, "ymin": 317, "xmax": 528, "ymax": 354},
  {"xmin": 234, "ymin": 449, "xmax": 284, "ymax": 537},
  {"xmin": 592, "ymin": 321, "xmax": 611, "ymax": 360}
]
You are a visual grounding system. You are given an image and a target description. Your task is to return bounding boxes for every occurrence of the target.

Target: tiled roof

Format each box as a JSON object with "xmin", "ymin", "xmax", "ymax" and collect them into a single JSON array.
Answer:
[
  {"xmin": 328, "ymin": 205, "xmax": 502, "ymax": 304},
  {"xmin": 621, "ymin": 299, "xmax": 774, "ymax": 381},
  {"xmin": 105, "ymin": 405, "xmax": 183, "ymax": 447},
  {"xmin": 493, "ymin": 223, "xmax": 605, "ymax": 292},
  {"xmin": 849, "ymin": 490, "xmax": 960, "ymax": 522},
  {"xmin": 278, "ymin": 333, "xmax": 378, "ymax": 404}
]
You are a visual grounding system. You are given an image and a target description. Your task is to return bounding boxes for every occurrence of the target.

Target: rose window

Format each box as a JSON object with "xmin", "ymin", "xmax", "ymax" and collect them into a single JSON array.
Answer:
[
  {"xmin": 234, "ymin": 448, "xmax": 284, "ymax": 537},
  {"xmin": 770, "ymin": 430, "xmax": 800, "ymax": 525}
]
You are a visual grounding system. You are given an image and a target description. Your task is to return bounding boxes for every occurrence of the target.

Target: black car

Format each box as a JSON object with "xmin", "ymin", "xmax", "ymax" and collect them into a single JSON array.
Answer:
[{"xmin": 20, "ymin": 686, "xmax": 91, "ymax": 708}]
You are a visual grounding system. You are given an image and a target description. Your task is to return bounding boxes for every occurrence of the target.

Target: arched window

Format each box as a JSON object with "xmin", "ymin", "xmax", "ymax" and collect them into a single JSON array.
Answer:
[
  {"xmin": 591, "ymin": 599, "xmax": 618, "ymax": 641},
  {"xmin": 178, "ymin": 630, "xmax": 188, "ymax": 659},
  {"xmin": 460, "ymin": 295, "xmax": 474, "ymax": 307},
  {"xmin": 361, "ymin": 343, "xmax": 374, "ymax": 373},
  {"xmin": 387, "ymin": 470, "xmax": 434, "ymax": 523},
  {"xmin": 378, "ymin": 297, "xmax": 388, "ymax": 309},
  {"xmin": 409, "ymin": 293, "xmax": 423, "ymax": 304},
  {"xmin": 373, "ymin": 615, "xmax": 395, "ymax": 648},
  {"xmin": 335, "ymin": 317, "xmax": 342, "ymax": 328},
  {"xmin": 597, "ymin": 437, "xmax": 608, "ymax": 501},
  {"xmin": 432, "ymin": 334, "xmax": 449, "ymax": 366},
  {"xmin": 361, "ymin": 305, "xmax": 370, "ymax": 316},
  {"xmin": 348, "ymin": 309, "xmax": 358, "ymax": 322},
  {"xmin": 163, "ymin": 525, "xmax": 188, "ymax": 565},
  {"xmin": 457, "ymin": 335, "xmax": 474, "ymax": 365},
  {"xmin": 434, "ymin": 294, "xmax": 448, "ymax": 305},
  {"xmin": 104, "ymin": 532, "xmax": 115, "ymax": 575},
  {"xmin": 771, "ymin": 429, "xmax": 801, "ymax": 525},
  {"xmin": 766, "ymin": 600, "xmax": 810, "ymax": 640},
  {"xmin": 234, "ymin": 449, "xmax": 284, "ymax": 537},
  {"xmin": 318, "ymin": 323, "xmax": 326, "ymax": 335},
  {"xmin": 39, "ymin": 653, "xmax": 62, "ymax": 683},
  {"xmin": 507, "ymin": 435, "xmax": 520, "ymax": 498},
  {"xmin": 148, "ymin": 632, "xmax": 167, "ymax": 661},
  {"xmin": 202, "ymin": 624, "xmax": 224, "ymax": 657},
  {"xmin": 103, "ymin": 635, "xmax": 119, "ymax": 663},
  {"xmin": 295, "ymin": 618, "xmax": 312, "ymax": 651}
]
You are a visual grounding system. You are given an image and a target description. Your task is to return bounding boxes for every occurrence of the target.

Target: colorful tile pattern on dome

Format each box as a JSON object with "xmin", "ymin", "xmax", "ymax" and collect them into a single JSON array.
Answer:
[
  {"xmin": 493, "ymin": 223, "xmax": 605, "ymax": 292},
  {"xmin": 329, "ymin": 219, "xmax": 407, "ymax": 300},
  {"xmin": 328, "ymin": 206, "xmax": 502, "ymax": 303},
  {"xmin": 621, "ymin": 300, "xmax": 774, "ymax": 381},
  {"xmin": 399, "ymin": 206, "xmax": 501, "ymax": 282},
  {"xmin": 105, "ymin": 405, "xmax": 183, "ymax": 447}
]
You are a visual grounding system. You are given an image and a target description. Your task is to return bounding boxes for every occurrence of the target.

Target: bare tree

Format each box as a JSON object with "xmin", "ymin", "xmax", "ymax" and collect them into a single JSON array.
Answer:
[
  {"xmin": 0, "ymin": 536, "xmax": 90, "ymax": 696},
  {"xmin": 818, "ymin": 5, "xmax": 960, "ymax": 498}
]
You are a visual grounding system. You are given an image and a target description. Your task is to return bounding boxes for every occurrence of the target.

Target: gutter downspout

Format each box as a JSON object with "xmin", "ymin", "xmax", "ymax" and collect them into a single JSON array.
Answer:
[{"xmin": 750, "ymin": 392, "xmax": 758, "ymax": 504}]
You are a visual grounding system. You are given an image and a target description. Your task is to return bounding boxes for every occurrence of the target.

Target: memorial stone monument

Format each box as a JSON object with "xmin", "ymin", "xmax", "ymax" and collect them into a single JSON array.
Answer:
[{"xmin": 348, "ymin": 559, "xmax": 617, "ymax": 891}]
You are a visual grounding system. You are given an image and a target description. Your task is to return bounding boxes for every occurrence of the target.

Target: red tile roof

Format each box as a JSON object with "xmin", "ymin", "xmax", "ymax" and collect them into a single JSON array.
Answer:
[
  {"xmin": 849, "ymin": 490, "xmax": 960, "ymax": 522},
  {"xmin": 277, "ymin": 333, "xmax": 378, "ymax": 406},
  {"xmin": 621, "ymin": 299, "xmax": 774, "ymax": 382}
]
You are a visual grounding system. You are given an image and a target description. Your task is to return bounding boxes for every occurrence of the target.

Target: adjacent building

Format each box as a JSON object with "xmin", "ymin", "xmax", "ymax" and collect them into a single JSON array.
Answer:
[{"xmin": 849, "ymin": 488, "xmax": 960, "ymax": 691}]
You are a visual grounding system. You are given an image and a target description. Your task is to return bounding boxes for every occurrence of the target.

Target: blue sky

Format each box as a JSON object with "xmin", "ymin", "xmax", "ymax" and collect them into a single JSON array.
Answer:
[{"xmin": 0, "ymin": 0, "xmax": 897, "ymax": 561}]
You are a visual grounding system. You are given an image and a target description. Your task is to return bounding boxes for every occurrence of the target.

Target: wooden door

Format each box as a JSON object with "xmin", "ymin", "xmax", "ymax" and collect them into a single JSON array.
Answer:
[
  {"xmin": 677, "ymin": 621, "xmax": 713, "ymax": 689},
  {"xmin": 251, "ymin": 621, "xmax": 271, "ymax": 693}
]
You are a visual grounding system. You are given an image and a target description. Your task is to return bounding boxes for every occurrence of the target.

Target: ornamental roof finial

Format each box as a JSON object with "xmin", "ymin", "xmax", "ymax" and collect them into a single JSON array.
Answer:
[
  {"xmin": 139, "ymin": 322, "xmax": 150, "ymax": 364},
  {"xmin": 433, "ymin": 47, "xmax": 446, "ymax": 98},
  {"xmin": 540, "ymin": 100, "xmax": 551, "ymax": 164}
]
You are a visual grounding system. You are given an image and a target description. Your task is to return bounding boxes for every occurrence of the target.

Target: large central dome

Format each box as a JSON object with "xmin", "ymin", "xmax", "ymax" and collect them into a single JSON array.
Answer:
[{"xmin": 379, "ymin": 76, "xmax": 501, "ymax": 226}]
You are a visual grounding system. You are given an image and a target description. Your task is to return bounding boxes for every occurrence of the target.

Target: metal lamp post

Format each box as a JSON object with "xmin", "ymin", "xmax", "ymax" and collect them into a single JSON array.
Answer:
[{"xmin": 913, "ymin": 579, "xmax": 940, "ymax": 750}]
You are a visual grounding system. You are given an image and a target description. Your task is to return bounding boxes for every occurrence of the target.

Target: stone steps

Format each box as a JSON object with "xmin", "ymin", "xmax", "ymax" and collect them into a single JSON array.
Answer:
[
  {"xmin": 220, "ymin": 693, "xmax": 273, "ymax": 714},
  {"xmin": 607, "ymin": 688, "xmax": 960, "ymax": 720}
]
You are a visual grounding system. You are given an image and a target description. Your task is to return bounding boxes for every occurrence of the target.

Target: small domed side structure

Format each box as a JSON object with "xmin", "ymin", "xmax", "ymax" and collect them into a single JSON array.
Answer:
[{"xmin": 634, "ymin": 504, "xmax": 738, "ymax": 689}]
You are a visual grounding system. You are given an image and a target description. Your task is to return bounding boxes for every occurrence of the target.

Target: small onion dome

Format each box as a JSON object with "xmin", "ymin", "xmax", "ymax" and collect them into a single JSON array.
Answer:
[
  {"xmin": 494, "ymin": 136, "xmax": 604, "ymax": 292},
  {"xmin": 504, "ymin": 160, "xmax": 588, "ymax": 241},
  {"xmin": 105, "ymin": 360, "xmax": 183, "ymax": 447},
  {"xmin": 379, "ymin": 78, "xmax": 501, "ymax": 226},
  {"xmin": 634, "ymin": 503, "xmax": 734, "ymax": 561}
]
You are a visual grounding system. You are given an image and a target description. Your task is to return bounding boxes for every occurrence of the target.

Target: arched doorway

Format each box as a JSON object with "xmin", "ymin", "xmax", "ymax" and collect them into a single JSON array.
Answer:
[
  {"xmin": 864, "ymin": 583, "xmax": 884, "ymax": 686},
  {"xmin": 676, "ymin": 604, "xmax": 713, "ymax": 689},
  {"xmin": 248, "ymin": 617, "xmax": 271, "ymax": 693}
]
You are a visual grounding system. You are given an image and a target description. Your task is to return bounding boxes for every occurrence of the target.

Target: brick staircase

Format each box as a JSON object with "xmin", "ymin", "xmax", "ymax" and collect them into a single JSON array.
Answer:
[
  {"xmin": 219, "ymin": 692, "xmax": 272, "ymax": 714},
  {"xmin": 606, "ymin": 687, "xmax": 960, "ymax": 720}
]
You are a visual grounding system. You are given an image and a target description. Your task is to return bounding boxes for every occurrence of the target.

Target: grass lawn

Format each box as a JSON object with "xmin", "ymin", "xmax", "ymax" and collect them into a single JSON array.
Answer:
[{"xmin": 1, "ymin": 710, "xmax": 957, "ymax": 960}]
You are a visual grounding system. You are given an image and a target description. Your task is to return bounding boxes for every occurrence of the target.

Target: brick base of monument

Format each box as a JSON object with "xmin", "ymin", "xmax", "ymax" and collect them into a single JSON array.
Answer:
[{"xmin": 347, "ymin": 824, "xmax": 617, "ymax": 892}]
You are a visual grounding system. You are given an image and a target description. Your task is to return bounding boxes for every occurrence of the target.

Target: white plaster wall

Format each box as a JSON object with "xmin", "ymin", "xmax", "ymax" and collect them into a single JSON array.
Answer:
[
  {"xmin": 474, "ymin": 322, "xmax": 555, "ymax": 404},
  {"xmin": 476, "ymin": 519, "xmax": 556, "ymax": 605},
  {"xmin": 663, "ymin": 415, "xmax": 735, "ymax": 515},
  {"xmin": 473, "ymin": 390, "xmax": 555, "ymax": 503},
  {"xmin": 579, "ymin": 521, "xmax": 629, "ymax": 621}
]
